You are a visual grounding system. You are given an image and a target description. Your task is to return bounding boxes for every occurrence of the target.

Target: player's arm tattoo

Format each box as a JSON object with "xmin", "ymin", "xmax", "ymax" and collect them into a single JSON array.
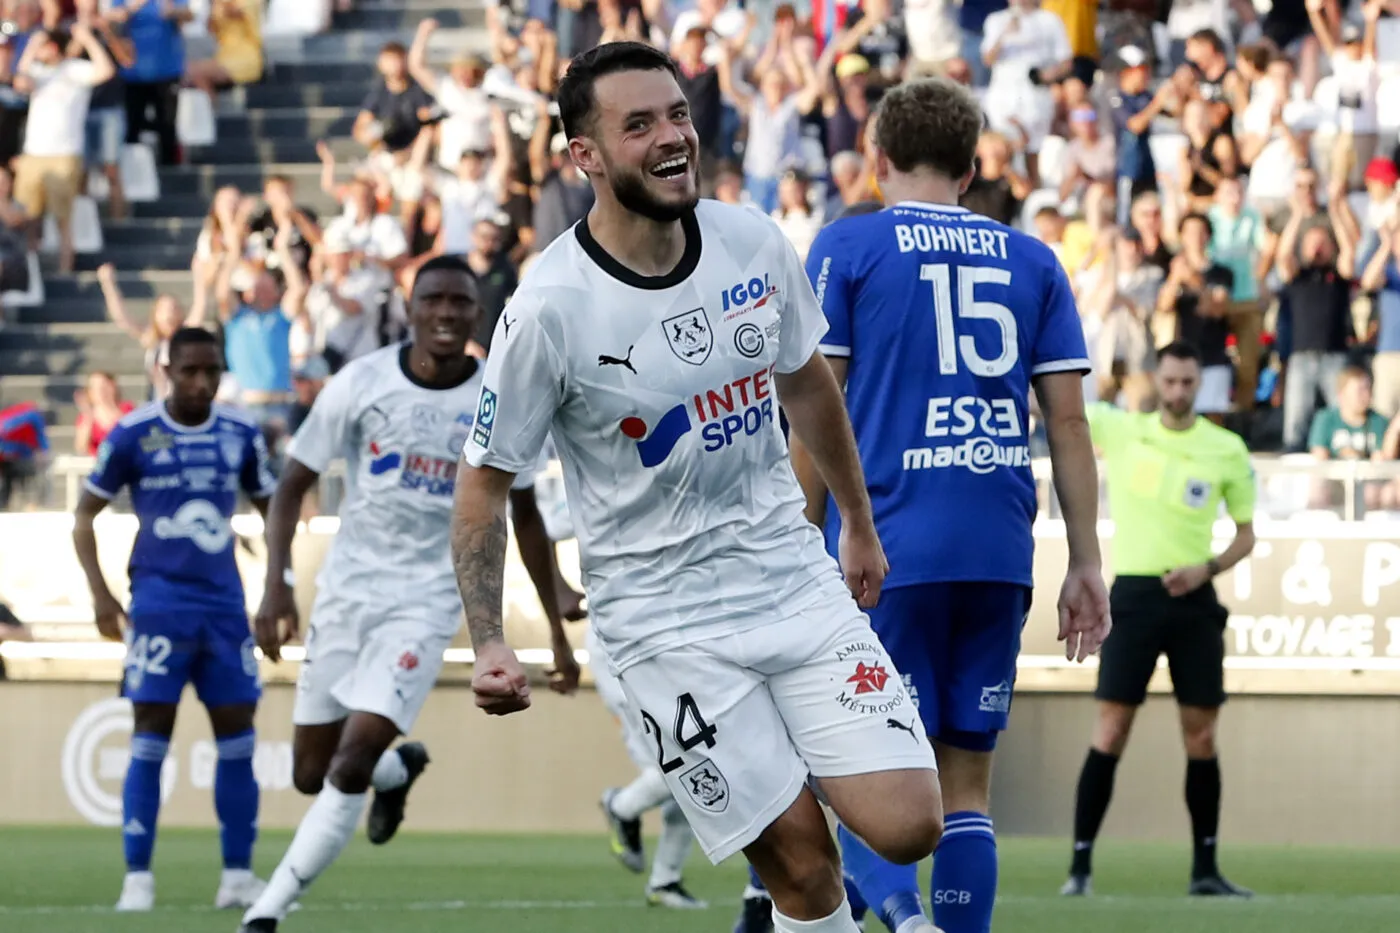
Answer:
[{"xmin": 452, "ymin": 512, "xmax": 509, "ymax": 646}]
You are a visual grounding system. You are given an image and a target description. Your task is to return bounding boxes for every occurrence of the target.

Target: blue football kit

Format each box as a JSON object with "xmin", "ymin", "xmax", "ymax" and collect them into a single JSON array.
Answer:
[
  {"xmin": 805, "ymin": 200, "xmax": 1089, "ymax": 933},
  {"xmin": 86, "ymin": 401, "xmax": 276, "ymax": 880},
  {"xmin": 86, "ymin": 402, "xmax": 276, "ymax": 706}
]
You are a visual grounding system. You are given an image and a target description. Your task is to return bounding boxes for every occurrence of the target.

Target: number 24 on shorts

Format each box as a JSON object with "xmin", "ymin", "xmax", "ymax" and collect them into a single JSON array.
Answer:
[{"xmin": 640, "ymin": 692, "xmax": 718, "ymax": 774}]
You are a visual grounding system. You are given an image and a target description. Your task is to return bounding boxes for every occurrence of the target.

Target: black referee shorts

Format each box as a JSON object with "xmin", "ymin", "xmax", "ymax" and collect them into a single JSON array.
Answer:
[{"xmin": 1095, "ymin": 575, "xmax": 1229, "ymax": 709}]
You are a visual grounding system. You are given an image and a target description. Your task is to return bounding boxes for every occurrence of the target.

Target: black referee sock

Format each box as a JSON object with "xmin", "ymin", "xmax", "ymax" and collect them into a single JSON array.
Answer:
[
  {"xmin": 1070, "ymin": 748, "xmax": 1120, "ymax": 877},
  {"xmin": 1186, "ymin": 757, "xmax": 1222, "ymax": 879}
]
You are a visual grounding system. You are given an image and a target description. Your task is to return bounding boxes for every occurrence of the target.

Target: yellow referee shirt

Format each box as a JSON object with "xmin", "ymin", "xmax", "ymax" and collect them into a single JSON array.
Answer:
[{"xmin": 1087, "ymin": 404, "xmax": 1256, "ymax": 576}]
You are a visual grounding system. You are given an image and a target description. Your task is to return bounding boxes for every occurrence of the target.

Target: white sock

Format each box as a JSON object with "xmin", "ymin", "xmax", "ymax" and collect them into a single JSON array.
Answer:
[
  {"xmin": 647, "ymin": 799, "xmax": 694, "ymax": 889},
  {"xmin": 371, "ymin": 748, "xmax": 409, "ymax": 792},
  {"xmin": 242, "ymin": 784, "xmax": 366, "ymax": 922},
  {"xmin": 611, "ymin": 768, "xmax": 670, "ymax": 821},
  {"xmin": 773, "ymin": 898, "xmax": 861, "ymax": 933}
]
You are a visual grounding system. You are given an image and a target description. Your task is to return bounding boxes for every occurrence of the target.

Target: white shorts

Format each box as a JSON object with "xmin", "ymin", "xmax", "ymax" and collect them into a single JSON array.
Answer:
[
  {"xmin": 293, "ymin": 592, "xmax": 456, "ymax": 735},
  {"xmin": 982, "ymin": 86, "xmax": 1054, "ymax": 154},
  {"xmin": 1195, "ymin": 364, "xmax": 1233, "ymax": 414},
  {"xmin": 616, "ymin": 604, "xmax": 937, "ymax": 864},
  {"xmin": 586, "ymin": 627, "xmax": 654, "ymax": 772}
]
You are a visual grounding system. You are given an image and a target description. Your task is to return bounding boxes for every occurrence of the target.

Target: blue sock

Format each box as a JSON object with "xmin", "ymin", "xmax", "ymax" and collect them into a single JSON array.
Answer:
[
  {"xmin": 838, "ymin": 824, "xmax": 923, "ymax": 931},
  {"xmin": 214, "ymin": 730, "xmax": 259, "ymax": 870},
  {"xmin": 747, "ymin": 864, "xmax": 766, "ymax": 893},
  {"xmin": 122, "ymin": 733, "xmax": 169, "ymax": 872},
  {"xmin": 844, "ymin": 872, "xmax": 868, "ymax": 921},
  {"xmin": 930, "ymin": 811, "xmax": 998, "ymax": 933}
]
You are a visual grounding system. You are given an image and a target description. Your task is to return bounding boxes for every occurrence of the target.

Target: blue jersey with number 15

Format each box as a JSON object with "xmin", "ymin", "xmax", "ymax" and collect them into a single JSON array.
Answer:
[{"xmin": 805, "ymin": 201, "xmax": 1089, "ymax": 589}]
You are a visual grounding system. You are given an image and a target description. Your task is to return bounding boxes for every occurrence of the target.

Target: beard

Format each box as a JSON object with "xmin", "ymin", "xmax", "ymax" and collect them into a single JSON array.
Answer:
[
  {"xmin": 608, "ymin": 160, "xmax": 698, "ymax": 223},
  {"xmin": 1163, "ymin": 396, "xmax": 1194, "ymax": 418}
]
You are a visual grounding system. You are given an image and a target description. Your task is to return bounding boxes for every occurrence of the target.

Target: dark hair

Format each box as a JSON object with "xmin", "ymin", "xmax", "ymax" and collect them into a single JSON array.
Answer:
[
  {"xmin": 831, "ymin": 200, "xmax": 883, "ymax": 223},
  {"xmin": 1237, "ymin": 43, "xmax": 1272, "ymax": 73},
  {"xmin": 1158, "ymin": 341, "xmax": 1202, "ymax": 365},
  {"xmin": 1188, "ymin": 29, "xmax": 1226, "ymax": 54},
  {"xmin": 1337, "ymin": 365, "xmax": 1371, "ymax": 392},
  {"xmin": 873, "ymin": 78, "xmax": 982, "ymax": 180},
  {"xmin": 167, "ymin": 326, "xmax": 221, "ymax": 365},
  {"xmin": 410, "ymin": 255, "xmax": 474, "ymax": 298},
  {"xmin": 1180, "ymin": 211, "xmax": 1213, "ymax": 237},
  {"xmin": 556, "ymin": 41, "xmax": 681, "ymax": 140}
]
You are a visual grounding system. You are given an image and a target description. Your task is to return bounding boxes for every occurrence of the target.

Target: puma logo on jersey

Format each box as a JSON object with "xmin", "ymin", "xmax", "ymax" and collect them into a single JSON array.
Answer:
[
  {"xmin": 886, "ymin": 718, "xmax": 919, "ymax": 743},
  {"xmin": 598, "ymin": 345, "xmax": 637, "ymax": 374}
]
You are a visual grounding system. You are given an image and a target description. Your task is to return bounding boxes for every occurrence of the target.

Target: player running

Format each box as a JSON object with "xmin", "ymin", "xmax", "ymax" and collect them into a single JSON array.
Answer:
[
  {"xmin": 237, "ymin": 256, "xmax": 580, "ymax": 933},
  {"xmin": 73, "ymin": 326, "xmax": 277, "ymax": 912},
  {"xmin": 793, "ymin": 78, "xmax": 1112, "ymax": 933},
  {"xmin": 453, "ymin": 42, "xmax": 942, "ymax": 933},
  {"xmin": 592, "ymin": 627, "xmax": 706, "ymax": 909}
]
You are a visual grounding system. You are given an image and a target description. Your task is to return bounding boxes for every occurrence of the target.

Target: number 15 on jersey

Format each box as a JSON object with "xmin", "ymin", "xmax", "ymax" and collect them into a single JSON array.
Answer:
[{"xmin": 920, "ymin": 263, "xmax": 1019, "ymax": 378}]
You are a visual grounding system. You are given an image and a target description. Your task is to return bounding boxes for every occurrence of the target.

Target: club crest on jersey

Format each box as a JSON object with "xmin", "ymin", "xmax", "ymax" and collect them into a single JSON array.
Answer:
[
  {"xmin": 218, "ymin": 433, "xmax": 243, "ymax": 471},
  {"xmin": 662, "ymin": 308, "xmax": 712, "ymax": 366},
  {"xmin": 679, "ymin": 758, "xmax": 729, "ymax": 813},
  {"xmin": 412, "ymin": 404, "xmax": 445, "ymax": 440},
  {"xmin": 447, "ymin": 412, "xmax": 474, "ymax": 456}
]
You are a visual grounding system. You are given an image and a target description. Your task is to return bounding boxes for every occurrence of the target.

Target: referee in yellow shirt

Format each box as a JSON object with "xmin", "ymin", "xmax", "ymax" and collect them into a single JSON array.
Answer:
[{"xmin": 1059, "ymin": 342, "xmax": 1256, "ymax": 899}]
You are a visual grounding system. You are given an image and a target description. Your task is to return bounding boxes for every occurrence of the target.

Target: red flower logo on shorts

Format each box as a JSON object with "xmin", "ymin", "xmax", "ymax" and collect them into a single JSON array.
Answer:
[
  {"xmin": 398, "ymin": 651, "xmax": 420, "ymax": 671},
  {"xmin": 846, "ymin": 662, "xmax": 889, "ymax": 695}
]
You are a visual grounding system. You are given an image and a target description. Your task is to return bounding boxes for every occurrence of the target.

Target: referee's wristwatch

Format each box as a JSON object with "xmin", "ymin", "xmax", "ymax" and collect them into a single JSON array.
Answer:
[{"xmin": 1206, "ymin": 558, "xmax": 1222, "ymax": 578}]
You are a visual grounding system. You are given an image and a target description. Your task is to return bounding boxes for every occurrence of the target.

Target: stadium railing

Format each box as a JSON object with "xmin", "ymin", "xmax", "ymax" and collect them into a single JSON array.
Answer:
[{"xmin": 34, "ymin": 454, "xmax": 1400, "ymax": 523}]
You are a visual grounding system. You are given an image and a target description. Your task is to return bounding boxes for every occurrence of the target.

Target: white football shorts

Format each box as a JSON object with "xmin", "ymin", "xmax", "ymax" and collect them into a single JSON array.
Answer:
[
  {"xmin": 293, "ymin": 591, "xmax": 456, "ymax": 735},
  {"xmin": 586, "ymin": 626, "xmax": 654, "ymax": 772},
  {"xmin": 616, "ymin": 602, "xmax": 938, "ymax": 864}
]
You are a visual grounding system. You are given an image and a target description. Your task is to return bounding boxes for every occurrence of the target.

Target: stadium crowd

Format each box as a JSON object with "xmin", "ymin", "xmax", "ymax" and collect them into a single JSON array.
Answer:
[{"xmin": 4, "ymin": 0, "xmax": 1400, "ymax": 514}]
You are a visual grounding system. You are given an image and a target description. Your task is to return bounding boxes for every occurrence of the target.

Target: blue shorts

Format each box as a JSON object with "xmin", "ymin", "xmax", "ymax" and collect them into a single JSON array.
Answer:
[
  {"xmin": 85, "ymin": 107, "xmax": 126, "ymax": 167},
  {"xmin": 120, "ymin": 610, "xmax": 262, "ymax": 707},
  {"xmin": 868, "ymin": 582, "xmax": 1031, "ymax": 752}
]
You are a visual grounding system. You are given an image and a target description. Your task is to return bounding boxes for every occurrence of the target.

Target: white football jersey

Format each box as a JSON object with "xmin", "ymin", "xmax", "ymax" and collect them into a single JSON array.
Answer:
[
  {"xmin": 464, "ymin": 200, "xmax": 852, "ymax": 671},
  {"xmin": 288, "ymin": 345, "xmax": 485, "ymax": 631}
]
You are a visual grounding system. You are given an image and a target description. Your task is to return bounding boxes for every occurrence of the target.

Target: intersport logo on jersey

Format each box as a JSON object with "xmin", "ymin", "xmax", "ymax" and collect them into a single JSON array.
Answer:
[
  {"xmin": 902, "ymin": 395, "xmax": 1031, "ymax": 475},
  {"xmin": 619, "ymin": 364, "xmax": 777, "ymax": 468}
]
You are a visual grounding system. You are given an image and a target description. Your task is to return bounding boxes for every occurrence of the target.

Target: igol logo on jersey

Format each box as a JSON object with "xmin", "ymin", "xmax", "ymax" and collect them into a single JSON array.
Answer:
[
  {"xmin": 620, "ymin": 365, "xmax": 777, "ymax": 468},
  {"xmin": 720, "ymin": 273, "xmax": 777, "ymax": 321}
]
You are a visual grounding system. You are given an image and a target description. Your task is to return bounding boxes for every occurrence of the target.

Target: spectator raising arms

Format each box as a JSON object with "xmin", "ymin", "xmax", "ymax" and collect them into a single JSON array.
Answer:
[
  {"xmin": 962, "ymin": 130, "xmax": 1032, "ymax": 226},
  {"xmin": 433, "ymin": 106, "xmax": 513, "ymax": 256},
  {"xmin": 217, "ymin": 218, "xmax": 309, "ymax": 448},
  {"xmin": 1158, "ymin": 212, "xmax": 1236, "ymax": 419},
  {"xmin": 97, "ymin": 261, "xmax": 200, "ymax": 400},
  {"xmin": 354, "ymin": 42, "xmax": 433, "ymax": 198},
  {"xmin": 1276, "ymin": 189, "xmax": 1359, "ymax": 450},
  {"xmin": 13, "ymin": 24, "xmax": 113, "ymax": 273},
  {"xmin": 186, "ymin": 0, "xmax": 265, "ymax": 107},
  {"xmin": 725, "ymin": 25, "xmax": 822, "ymax": 214},
  {"xmin": 73, "ymin": 0, "xmax": 134, "ymax": 221},
  {"xmin": 1360, "ymin": 213, "xmax": 1400, "ymax": 418},
  {"xmin": 981, "ymin": 0, "xmax": 1072, "ymax": 187},
  {"xmin": 409, "ymin": 19, "xmax": 495, "ymax": 172},
  {"xmin": 107, "ymin": 0, "xmax": 192, "ymax": 166},
  {"xmin": 72, "ymin": 371, "xmax": 134, "ymax": 455}
]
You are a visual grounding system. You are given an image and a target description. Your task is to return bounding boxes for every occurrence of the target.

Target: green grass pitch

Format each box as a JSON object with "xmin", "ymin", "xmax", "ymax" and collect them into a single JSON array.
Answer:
[{"xmin": 1, "ymin": 828, "xmax": 1397, "ymax": 932}]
